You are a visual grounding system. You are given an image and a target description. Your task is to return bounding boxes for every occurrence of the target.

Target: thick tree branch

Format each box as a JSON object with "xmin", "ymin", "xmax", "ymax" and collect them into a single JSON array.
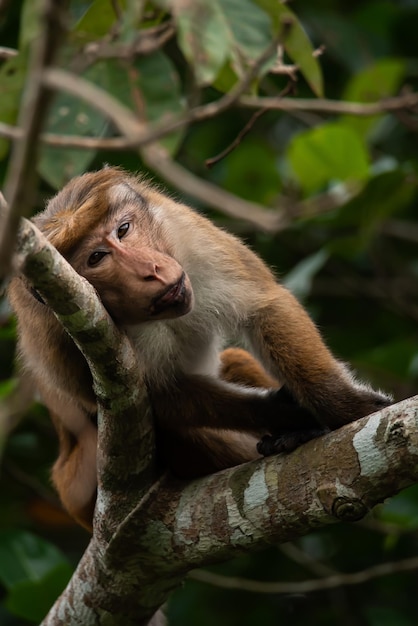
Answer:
[
  {"xmin": 41, "ymin": 394, "xmax": 418, "ymax": 625},
  {"xmin": 13, "ymin": 218, "xmax": 158, "ymax": 535}
]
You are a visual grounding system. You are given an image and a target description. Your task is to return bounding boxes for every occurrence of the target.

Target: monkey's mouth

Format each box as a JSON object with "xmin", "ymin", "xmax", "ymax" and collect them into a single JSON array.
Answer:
[{"xmin": 150, "ymin": 272, "xmax": 191, "ymax": 316}]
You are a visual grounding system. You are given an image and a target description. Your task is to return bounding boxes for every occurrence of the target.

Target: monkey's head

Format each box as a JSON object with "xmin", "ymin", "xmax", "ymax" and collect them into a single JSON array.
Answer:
[{"xmin": 34, "ymin": 168, "xmax": 194, "ymax": 325}]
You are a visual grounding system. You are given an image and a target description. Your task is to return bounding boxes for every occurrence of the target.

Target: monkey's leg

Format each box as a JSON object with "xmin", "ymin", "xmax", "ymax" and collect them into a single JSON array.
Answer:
[
  {"xmin": 220, "ymin": 347, "xmax": 279, "ymax": 388},
  {"xmin": 150, "ymin": 372, "xmax": 325, "ymax": 477},
  {"xmin": 51, "ymin": 416, "xmax": 97, "ymax": 531}
]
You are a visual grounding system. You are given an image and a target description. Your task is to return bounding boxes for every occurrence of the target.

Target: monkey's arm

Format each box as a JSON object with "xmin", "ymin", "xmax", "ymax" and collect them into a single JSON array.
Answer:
[
  {"xmin": 247, "ymin": 285, "xmax": 391, "ymax": 429},
  {"xmin": 150, "ymin": 352, "xmax": 324, "ymax": 478}
]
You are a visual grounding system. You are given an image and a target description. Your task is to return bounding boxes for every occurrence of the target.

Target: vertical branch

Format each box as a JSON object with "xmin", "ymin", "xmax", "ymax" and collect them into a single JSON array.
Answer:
[{"xmin": 0, "ymin": 0, "xmax": 67, "ymax": 281}]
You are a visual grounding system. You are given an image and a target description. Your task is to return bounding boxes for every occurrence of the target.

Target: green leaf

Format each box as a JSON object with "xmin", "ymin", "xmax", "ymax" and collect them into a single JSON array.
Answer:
[
  {"xmin": 221, "ymin": 138, "xmax": 281, "ymax": 203},
  {"xmin": 321, "ymin": 168, "xmax": 415, "ymax": 258},
  {"xmin": 218, "ymin": 0, "xmax": 273, "ymax": 68},
  {"xmin": 287, "ymin": 122, "xmax": 370, "ymax": 195},
  {"xmin": 256, "ymin": 0, "xmax": 324, "ymax": 96},
  {"xmin": 172, "ymin": 0, "xmax": 273, "ymax": 87},
  {"xmin": 129, "ymin": 52, "xmax": 185, "ymax": 154},
  {"xmin": 5, "ymin": 563, "xmax": 72, "ymax": 623},
  {"xmin": 341, "ymin": 58, "xmax": 405, "ymax": 138},
  {"xmin": 38, "ymin": 62, "xmax": 110, "ymax": 189},
  {"xmin": 74, "ymin": 0, "xmax": 122, "ymax": 42},
  {"xmin": 354, "ymin": 339, "xmax": 418, "ymax": 380},
  {"xmin": 333, "ymin": 168, "xmax": 415, "ymax": 230},
  {"xmin": 101, "ymin": 53, "xmax": 184, "ymax": 155},
  {"xmin": 284, "ymin": 249, "xmax": 329, "ymax": 300},
  {"xmin": 0, "ymin": 55, "xmax": 26, "ymax": 159},
  {"xmin": 0, "ymin": 530, "xmax": 70, "ymax": 590},
  {"xmin": 0, "ymin": 378, "xmax": 18, "ymax": 398},
  {"xmin": 174, "ymin": 0, "xmax": 230, "ymax": 86}
]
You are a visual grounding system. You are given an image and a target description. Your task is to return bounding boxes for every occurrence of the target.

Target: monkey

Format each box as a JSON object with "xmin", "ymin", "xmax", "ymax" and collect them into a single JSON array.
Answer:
[{"xmin": 8, "ymin": 167, "xmax": 391, "ymax": 530}]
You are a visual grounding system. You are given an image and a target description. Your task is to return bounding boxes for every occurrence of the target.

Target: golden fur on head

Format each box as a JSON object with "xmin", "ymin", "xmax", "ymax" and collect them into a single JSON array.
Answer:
[{"xmin": 34, "ymin": 168, "xmax": 134, "ymax": 256}]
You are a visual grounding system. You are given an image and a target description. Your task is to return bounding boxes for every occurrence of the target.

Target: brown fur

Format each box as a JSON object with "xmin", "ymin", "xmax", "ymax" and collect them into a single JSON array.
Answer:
[{"xmin": 8, "ymin": 167, "xmax": 391, "ymax": 529}]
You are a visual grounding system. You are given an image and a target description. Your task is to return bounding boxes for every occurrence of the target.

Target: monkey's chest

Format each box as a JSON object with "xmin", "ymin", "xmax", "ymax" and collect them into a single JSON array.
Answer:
[{"xmin": 126, "ymin": 317, "xmax": 224, "ymax": 384}]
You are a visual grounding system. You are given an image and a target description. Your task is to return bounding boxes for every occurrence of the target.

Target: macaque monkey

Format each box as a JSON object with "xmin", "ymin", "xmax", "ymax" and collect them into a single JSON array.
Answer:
[{"xmin": 8, "ymin": 167, "xmax": 390, "ymax": 530}]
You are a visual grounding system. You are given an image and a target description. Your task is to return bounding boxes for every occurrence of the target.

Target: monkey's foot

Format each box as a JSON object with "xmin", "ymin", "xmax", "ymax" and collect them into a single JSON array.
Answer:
[{"xmin": 257, "ymin": 427, "xmax": 329, "ymax": 456}]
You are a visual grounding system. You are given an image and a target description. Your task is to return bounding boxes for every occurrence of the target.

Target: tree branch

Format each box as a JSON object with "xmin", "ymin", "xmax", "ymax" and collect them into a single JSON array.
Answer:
[
  {"xmin": 41, "ymin": 68, "xmax": 286, "ymax": 232},
  {"xmin": 42, "ymin": 392, "xmax": 418, "ymax": 625},
  {"xmin": 239, "ymin": 90, "xmax": 418, "ymax": 115},
  {"xmin": 13, "ymin": 218, "xmax": 158, "ymax": 535},
  {"xmin": 190, "ymin": 554, "xmax": 418, "ymax": 594},
  {"xmin": 1, "ymin": 90, "xmax": 417, "ymax": 153},
  {"xmin": 0, "ymin": 0, "xmax": 66, "ymax": 282}
]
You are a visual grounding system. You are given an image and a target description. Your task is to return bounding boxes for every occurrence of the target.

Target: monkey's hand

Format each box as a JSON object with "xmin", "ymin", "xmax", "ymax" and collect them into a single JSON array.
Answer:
[
  {"xmin": 258, "ymin": 386, "xmax": 328, "ymax": 456},
  {"xmin": 257, "ymin": 427, "xmax": 330, "ymax": 456}
]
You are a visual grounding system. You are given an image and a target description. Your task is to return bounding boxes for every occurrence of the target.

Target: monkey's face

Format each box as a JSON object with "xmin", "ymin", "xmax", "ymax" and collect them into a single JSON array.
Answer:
[{"xmin": 68, "ymin": 208, "xmax": 194, "ymax": 326}]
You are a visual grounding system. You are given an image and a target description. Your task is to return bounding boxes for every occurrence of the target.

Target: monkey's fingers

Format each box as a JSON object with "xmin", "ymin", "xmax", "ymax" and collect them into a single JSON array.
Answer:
[{"xmin": 257, "ymin": 427, "xmax": 329, "ymax": 457}]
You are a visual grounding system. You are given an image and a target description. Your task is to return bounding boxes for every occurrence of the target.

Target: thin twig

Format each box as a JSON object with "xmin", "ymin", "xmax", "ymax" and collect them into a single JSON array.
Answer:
[
  {"xmin": 0, "ymin": 122, "xmax": 141, "ymax": 150},
  {"xmin": 205, "ymin": 109, "xmax": 267, "ymax": 169},
  {"xmin": 82, "ymin": 22, "xmax": 175, "ymax": 64},
  {"xmin": 141, "ymin": 144, "xmax": 286, "ymax": 231},
  {"xmin": 190, "ymin": 556, "xmax": 418, "ymax": 594},
  {"xmin": 205, "ymin": 82, "xmax": 295, "ymax": 168},
  {"xmin": 239, "ymin": 91, "xmax": 418, "ymax": 115}
]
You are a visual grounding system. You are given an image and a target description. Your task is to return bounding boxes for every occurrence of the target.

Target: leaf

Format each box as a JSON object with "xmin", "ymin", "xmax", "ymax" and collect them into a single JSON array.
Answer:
[
  {"xmin": 0, "ymin": 55, "xmax": 26, "ymax": 159},
  {"xmin": 0, "ymin": 378, "xmax": 18, "ymax": 399},
  {"xmin": 174, "ymin": 0, "xmax": 230, "ymax": 86},
  {"xmin": 221, "ymin": 138, "xmax": 282, "ymax": 203},
  {"xmin": 171, "ymin": 0, "xmax": 273, "ymax": 87},
  {"xmin": 0, "ymin": 530, "xmax": 70, "ymax": 590},
  {"xmin": 341, "ymin": 58, "xmax": 405, "ymax": 138},
  {"xmin": 38, "ymin": 62, "xmax": 110, "ymax": 189},
  {"xmin": 129, "ymin": 52, "xmax": 185, "ymax": 154},
  {"xmin": 319, "ymin": 168, "xmax": 416, "ymax": 258},
  {"xmin": 256, "ymin": 0, "xmax": 324, "ymax": 96},
  {"xmin": 5, "ymin": 563, "xmax": 72, "ymax": 623},
  {"xmin": 354, "ymin": 339, "xmax": 418, "ymax": 380},
  {"xmin": 284, "ymin": 249, "xmax": 329, "ymax": 300},
  {"xmin": 332, "ymin": 168, "xmax": 416, "ymax": 232},
  {"xmin": 101, "ymin": 52, "xmax": 185, "ymax": 154},
  {"xmin": 218, "ymin": 0, "xmax": 274, "ymax": 68},
  {"xmin": 73, "ymin": 0, "xmax": 122, "ymax": 42},
  {"xmin": 287, "ymin": 122, "xmax": 370, "ymax": 195}
]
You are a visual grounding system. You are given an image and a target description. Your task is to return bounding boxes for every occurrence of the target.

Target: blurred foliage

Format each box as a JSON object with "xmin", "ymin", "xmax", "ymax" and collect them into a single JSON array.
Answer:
[{"xmin": 1, "ymin": 0, "xmax": 418, "ymax": 624}]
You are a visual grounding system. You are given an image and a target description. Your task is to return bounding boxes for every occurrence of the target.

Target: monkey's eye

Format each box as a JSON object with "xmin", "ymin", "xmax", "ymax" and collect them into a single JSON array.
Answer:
[
  {"xmin": 117, "ymin": 222, "xmax": 130, "ymax": 239},
  {"xmin": 88, "ymin": 251, "xmax": 108, "ymax": 267}
]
